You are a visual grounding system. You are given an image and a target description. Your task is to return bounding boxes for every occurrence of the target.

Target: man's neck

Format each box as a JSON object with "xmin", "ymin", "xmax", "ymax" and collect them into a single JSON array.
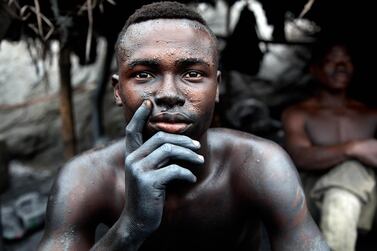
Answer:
[
  {"xmin": 317, "ymin": 89, "xmax": 349, "ymax": 108},
  {"xmin": 196, "ymin": 132, "xmax": 210, "ymax": 179}
]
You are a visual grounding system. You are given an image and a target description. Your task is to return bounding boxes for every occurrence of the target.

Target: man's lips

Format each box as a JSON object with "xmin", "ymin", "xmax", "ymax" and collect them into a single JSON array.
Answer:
[
  {"xmin": 149, "ymin": 113, "xmax": 193, "ymax": 134},
  {"xmin": 151, "ymin": 122, "xmax": 190, "ymax": 134}
]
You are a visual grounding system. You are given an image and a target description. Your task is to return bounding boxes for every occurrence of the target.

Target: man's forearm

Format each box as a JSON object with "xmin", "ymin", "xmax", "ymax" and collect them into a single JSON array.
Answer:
[
  {"xmin": 345, "ymin": 139, "xmax": 377, "ymax": 167},
  {"xmin": 289, "ymin": 143, "xmax": 352, "ymax": 171},
  {"xmin": 90, "ymin": 217, "xmax": 147, "ymax": 251}
]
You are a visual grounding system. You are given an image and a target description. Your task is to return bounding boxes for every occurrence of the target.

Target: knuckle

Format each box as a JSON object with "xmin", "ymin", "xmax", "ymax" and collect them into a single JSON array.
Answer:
[
  {"xmin": 161, "ymin": 143, "xmax": 173, "ymax": 153},
  {"xmin": 138, "ymin": 174, "xmax": 149, "ymax": 185},
  {"xmin": 181, "ymin": 135, "xmax": 191, "ymax": 143},
  {"xmin": 125, "ymin": 155, "xmax": 134, "ymax": 168},
  {"xmin": 155, "ymin": 131, "xmax": 166, "ymax": 140},
  {"xmin": 169, "ymin": 164, "xmax": 181, "ymax": 173},
  {"xmin": 130, "ymin": 163, "xmax": 143, "ymax": 176},
  {"xmin": 176, "ymin": 135, "xmax": 192, "ymax": 146},
  {"xmin": 125, "ymin": 126, "xmax": 134, "ymax": 136}
]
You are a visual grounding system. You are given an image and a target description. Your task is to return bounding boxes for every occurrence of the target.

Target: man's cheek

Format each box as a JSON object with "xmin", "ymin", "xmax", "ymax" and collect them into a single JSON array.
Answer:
[
  {"xmin": 193, "ymin": 103, "xmax": 215, "ymax": 124},
  {"xmin": 188, "ymin": 93, "xmax": 212, "ymax": 109},
  {"xmin": 124, "ymin": 101, "xmax": 140, "ymax": 122}
]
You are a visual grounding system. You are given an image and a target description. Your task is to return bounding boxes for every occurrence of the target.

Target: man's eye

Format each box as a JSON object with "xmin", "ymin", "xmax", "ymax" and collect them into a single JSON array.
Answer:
[
  {"xmin": 183, "ymin": 71, "xmax": 202, "ymax": 79},
  {"xmin": 135, "ymin": 72, "xmax": 153, "ymax": 79}
]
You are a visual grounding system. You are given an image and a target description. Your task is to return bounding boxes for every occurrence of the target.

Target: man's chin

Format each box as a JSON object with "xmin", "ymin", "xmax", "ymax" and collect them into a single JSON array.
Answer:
[{"xmin": 323, "ymin": 81, "xmax": 349, "ymax": 92}]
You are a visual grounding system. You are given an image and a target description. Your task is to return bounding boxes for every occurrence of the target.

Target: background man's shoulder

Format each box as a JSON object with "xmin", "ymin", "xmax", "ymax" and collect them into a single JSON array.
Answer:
[
  {"xmin": 350, "ymin": 99, "xmax": 377, "ymax": 114},
  {"xmin": 284, "ymin": 98, "xmax": 317, "ymax": 115}
]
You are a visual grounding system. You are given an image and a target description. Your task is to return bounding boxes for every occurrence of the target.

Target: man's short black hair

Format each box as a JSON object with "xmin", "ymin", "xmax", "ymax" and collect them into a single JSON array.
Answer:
[
  {"xmin": 115, "ymin": 1, "xmax": 216, "ymax": 63},
  {"xmin": 309, "ymin": 37, "xmax": 353, "ymax": 66},
  {"xmin": 125, "ymin": 1, "xmax": 207, "ymax": 29}
]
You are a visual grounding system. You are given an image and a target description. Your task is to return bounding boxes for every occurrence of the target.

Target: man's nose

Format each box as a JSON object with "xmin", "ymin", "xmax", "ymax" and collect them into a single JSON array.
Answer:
[{"xmin": 155, "ymin": 75, "xmax": 185, "ymax": 109}]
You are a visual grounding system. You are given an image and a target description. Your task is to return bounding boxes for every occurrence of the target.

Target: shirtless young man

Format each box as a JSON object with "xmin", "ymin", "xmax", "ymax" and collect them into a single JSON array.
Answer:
[
  {"xmin": 283, "ymin": 40, "xmax": 377, "ymax": 251},
  {"xmin": 38, "ymin": 2, "xmax": 328, "ymax": 250}
]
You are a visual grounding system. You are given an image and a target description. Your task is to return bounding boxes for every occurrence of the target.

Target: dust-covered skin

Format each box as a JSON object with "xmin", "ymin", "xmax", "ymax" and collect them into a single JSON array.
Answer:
[
  {"xmin": 115, "ymin": 19, "xmax": 219, "ymax": 141},
  {"xmin": 38, "ymin": 19, "xmax": 329, "ymax": 251}
]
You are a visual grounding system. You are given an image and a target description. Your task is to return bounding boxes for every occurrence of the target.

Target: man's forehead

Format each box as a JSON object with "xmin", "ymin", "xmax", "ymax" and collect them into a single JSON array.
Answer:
[
  {"xmin": 121, "ymin": 19, "xmax": 214, "ymax": 52},
  {"xmin": 125, "ymin": 57, "xmax": 212, "ymax": 69},
  {"xmin": 118, "ymin": 19, "xmax": 217, "ymax": 65},
  {"xmin": 125, "ymin": 18, "xmax": 210, "ymax": 38},
  {"xmin": 325, "ymin": 45, "xmax": 349, "ymax": 57}
]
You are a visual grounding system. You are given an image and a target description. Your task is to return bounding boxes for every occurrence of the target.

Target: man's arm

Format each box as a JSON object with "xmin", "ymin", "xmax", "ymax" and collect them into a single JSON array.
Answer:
[
  {"xmin": 282, "ymin": 107, "xmax": 377, "ymax": 169},
  {"xmin": 39, "ymin": 101, "xmax": 204, "ymax": 250},
  {"xmin": 37, "ymin": 160, "xmax": 100, "ymax": 250},
  {"xmin": 282, "ymin": 107, "xmax": 353, "ymax": 171},
  {"xmin": 346, "ymin": 139, "xmax": 377, "ymax": 167},
  {"xmin": 244, "ymin": 140, "xmax": 329, "ymax": 251}
]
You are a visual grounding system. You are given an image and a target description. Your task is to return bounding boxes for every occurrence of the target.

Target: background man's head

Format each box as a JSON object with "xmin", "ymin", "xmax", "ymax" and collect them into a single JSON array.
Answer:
[
  {"xmin": 113, "ymin": 1, "xmax": 220, "ymax": 140},
  {"xmin": 309, "ymin": 39, "xmax": 354, "ymax": 92}
]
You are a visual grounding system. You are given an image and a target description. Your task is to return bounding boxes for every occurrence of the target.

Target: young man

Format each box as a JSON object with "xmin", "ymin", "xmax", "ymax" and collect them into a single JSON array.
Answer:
[
  {"xmin": 282, "ymin": 40, "xmax": 377, "ymax": 251},
  {"xmin": 38, "ymin": 2, "xmax": 328, "ymax": 250}
]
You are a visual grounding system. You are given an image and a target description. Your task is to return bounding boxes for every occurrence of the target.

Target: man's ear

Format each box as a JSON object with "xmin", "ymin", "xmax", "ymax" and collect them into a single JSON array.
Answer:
[
  {"xmin": 112, "ymin": 74, "xmax": 122, "ymax": 106},
  {"xmin": 216, "ymin": 70, "xmax": 221, "ymax": 103}
]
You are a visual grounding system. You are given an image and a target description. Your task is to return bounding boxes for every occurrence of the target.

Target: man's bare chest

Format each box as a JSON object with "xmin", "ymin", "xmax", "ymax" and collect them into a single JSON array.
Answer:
[
  {"xmin": 142, "ymin": 192, "xmax": 259, "ymax": 251},
  {"xmin": 305, "ymin": 109, "xmax": 375, "ymax": 145}
]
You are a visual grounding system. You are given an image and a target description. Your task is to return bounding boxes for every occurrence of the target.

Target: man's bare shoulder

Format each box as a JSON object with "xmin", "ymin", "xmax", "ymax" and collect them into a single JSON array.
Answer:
[
  {"xmin": 56, "ymin": 139, "xmax": 125, "ymax": 184},
  {"xmin": 284, "ymin": 98, "xmax": 318, "ymax": 116},
  {"xmin": 281, "ymin": 99, "xmax": 319, "ymax": 127},
  {"xmin": 207, "ymin": 127, "xmax": 261, "ymax": 154},
  {"xmin": 207, "ymin": 128, "xmax": 292, "ymax": 171},
  {"xmin": 48, "ymin": 139, "xmax": 125, "ymax": 220},
  {"xmin": 39, "ymin": 138, "xmax": 126, "ymax": 247},
  {"xmin": 349, "ymin": 99, "xmax": 377, "ymax": 115},
  {"xmin": 207, "ymin": 128, "xmax": 299, "ymax": 200}
]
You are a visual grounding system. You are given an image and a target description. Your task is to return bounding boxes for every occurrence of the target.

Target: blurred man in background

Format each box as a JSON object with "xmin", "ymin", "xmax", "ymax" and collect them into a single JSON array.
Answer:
[{"xmin": 283, "ymin": 40, "xmax": 377, "ymax": 251}]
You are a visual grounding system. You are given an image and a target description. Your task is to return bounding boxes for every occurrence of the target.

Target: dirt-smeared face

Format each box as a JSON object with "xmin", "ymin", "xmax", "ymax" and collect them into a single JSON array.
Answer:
[
  {"xmin": 314, "ymin": 45, "xmax": 354, "ymax": 92},
  {"xmin": 115, "ymin": 19, "xmax": 220, "ymax": 140}
]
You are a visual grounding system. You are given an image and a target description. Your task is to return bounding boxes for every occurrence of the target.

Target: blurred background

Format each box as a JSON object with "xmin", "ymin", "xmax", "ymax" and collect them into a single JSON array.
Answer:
[{"xmin": 1, "ymin": 0, "xmax": 376, "ymax": 250}]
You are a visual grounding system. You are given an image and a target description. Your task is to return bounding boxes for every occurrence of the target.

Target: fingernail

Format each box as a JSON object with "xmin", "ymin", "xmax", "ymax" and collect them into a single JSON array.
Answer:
[
  {"xmin": 143, "ymin": 99, "xmax": 152, "ymax": 108},
  {"xmin": 192, "ymin": 140, "xmax": 200, "ymax": 147},
  {"xmin": 198, "ymin": 155, "xmax": 204, "ymax": 161}
]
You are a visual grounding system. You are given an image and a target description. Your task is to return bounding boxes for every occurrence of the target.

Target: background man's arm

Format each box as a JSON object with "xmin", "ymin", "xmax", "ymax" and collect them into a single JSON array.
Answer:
[
  {"xmin": 245, "ymin": 141, "xmax": 329, "ymax": 251},
  {"xmin": 282, "ymin": 107, "xmax": 354, "ymax": 171},
  {"xmin": 346, "ymin": 139, "xmax": 377, "ymax": 167}
]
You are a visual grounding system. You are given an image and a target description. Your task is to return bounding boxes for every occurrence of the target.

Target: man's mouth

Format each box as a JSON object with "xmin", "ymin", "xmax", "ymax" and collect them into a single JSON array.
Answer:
[
  {"xmin": 149, "ymin": 113, "xmax": 193, "ymax": 134},
  {"xmin": 151, "ymin": 122, "xmax": 190, "ymax": 134},
  {"xmin": 331, "ymin": 71, "xmax": 351, "ymax": 82}
]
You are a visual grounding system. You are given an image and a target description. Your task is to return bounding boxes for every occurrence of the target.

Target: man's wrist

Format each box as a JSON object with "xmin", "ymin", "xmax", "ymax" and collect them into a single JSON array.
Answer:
[
  {"xmin": 344, "ymin": 141, "xmax": 358, "ymax": 158},
  {"xmin": 90, "ymin": 216, "xmax": 148, "ymax": 251},
  {"xmin": 118, "ymin": 215, "xmax": 152, "ymax": 245},
  {"xmin": 93, "ymin": 216, "xmax": 150, "ymax": 250}
]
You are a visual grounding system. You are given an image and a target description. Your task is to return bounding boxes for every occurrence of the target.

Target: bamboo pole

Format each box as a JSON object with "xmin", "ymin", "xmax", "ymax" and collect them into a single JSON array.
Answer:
[{"xmin": 58, "ymin": 47, "xmax": 76, "ymax": 158}]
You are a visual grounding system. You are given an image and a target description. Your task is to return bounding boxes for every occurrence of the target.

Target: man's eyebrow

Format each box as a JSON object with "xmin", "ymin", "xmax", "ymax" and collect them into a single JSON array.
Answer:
[
  {"xmin": 127, "ymin": 59, "xmax": 160, "ymax": 69},
  {"xmin": 175, "ymin": 58, "xmax": 210, "ymax": 68}
]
